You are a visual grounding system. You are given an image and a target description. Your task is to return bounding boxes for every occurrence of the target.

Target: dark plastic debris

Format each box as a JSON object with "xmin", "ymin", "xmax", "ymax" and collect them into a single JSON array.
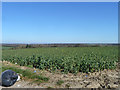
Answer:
[{"xmin": 1, "ymin": 70, "xmax": 18, "ymax": 87}]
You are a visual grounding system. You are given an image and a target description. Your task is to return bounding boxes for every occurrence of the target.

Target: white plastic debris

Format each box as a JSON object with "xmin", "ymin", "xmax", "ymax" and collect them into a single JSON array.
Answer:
[
  {"xmin": 17, "ymin": 84, "xmax": 20, "ymax": 87},
  {"xmin": 17, "ymin": 75, "xmax": 20, "ymax": 81}
]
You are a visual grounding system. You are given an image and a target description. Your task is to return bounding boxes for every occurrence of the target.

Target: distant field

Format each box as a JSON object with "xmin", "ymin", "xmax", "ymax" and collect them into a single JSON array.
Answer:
[
  {"xmin": 2, "ymin": 46, "xmax": 13, "ymax": 50},
  {"xmin": 2, "ymin": 46, "xmax": 118, "ymax": 74}
]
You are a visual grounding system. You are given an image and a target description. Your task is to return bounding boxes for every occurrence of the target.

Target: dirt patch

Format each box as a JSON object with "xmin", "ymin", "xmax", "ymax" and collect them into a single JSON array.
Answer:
[{"xmin": 1, "ymin": 61, "xmax": 120, "ymax": 88}]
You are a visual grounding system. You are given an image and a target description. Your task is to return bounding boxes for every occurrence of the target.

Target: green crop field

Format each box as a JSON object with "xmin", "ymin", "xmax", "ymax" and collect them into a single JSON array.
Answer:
[
  {"xmin": 2, "ymin": 46, "xmax": 13, "ymax": 50},
  {"xmin": 2, "ymin": 46, "xmax": 118, "ymax": 74}
]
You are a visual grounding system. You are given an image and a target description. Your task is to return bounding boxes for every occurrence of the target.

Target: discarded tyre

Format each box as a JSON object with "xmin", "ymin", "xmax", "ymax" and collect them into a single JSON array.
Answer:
[{"xmin": 1, "ymin": 70, "xmax": 18, "ymax": 87}]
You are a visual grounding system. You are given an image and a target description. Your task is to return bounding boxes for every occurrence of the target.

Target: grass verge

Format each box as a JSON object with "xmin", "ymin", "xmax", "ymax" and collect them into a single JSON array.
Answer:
[{"xmin": 2, "ymin": 65, "xmax": 49, "ymax": 83}]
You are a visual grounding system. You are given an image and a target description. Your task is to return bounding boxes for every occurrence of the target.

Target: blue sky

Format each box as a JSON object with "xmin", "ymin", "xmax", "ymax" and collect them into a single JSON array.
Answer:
[{"xmin": 2, "ymin": 2, "xmax": 118, "ymax": 44}]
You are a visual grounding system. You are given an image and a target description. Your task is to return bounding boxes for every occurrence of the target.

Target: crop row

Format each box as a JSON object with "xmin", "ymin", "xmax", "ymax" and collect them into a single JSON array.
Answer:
[{"xmin": 2, "ymin": 55, "xmax": 118, "ymax": 74}]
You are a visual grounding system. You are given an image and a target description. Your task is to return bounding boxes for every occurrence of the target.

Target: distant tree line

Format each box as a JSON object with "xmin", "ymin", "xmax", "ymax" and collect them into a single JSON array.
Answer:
[{"xmin": 2, "ymin": 43, "xmax": 118, "ymax": 49}]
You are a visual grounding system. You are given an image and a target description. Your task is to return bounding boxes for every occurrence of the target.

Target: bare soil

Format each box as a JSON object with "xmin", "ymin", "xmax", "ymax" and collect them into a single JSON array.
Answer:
[{"xmin": 0, "ymin": 61, "xmax": 120, "ymax": 89}]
